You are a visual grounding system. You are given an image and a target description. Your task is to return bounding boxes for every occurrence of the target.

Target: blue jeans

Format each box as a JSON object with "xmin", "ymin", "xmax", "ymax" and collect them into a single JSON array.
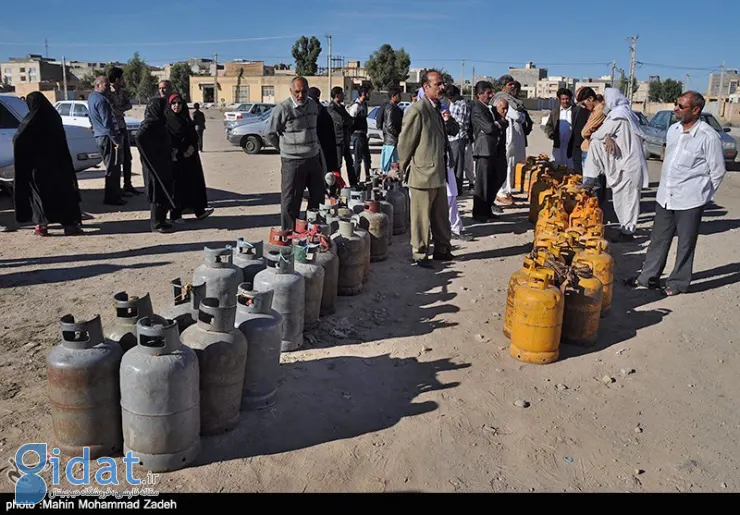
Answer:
[{"xmin": 380, "ymin": 144, "xmax": 399, "ymax": 173}]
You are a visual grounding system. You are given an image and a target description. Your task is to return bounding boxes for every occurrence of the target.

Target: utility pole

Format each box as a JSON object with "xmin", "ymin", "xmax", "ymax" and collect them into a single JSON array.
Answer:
[
  {"xmin": 610, "ymin": 61, "xmax": 617, "ymax": 86},
  {"xmin": 326, "ymin": 34, "xmax": 333, "ymax": 93},
  {"xmin": 626, "ymin": 35, "xmax": 638, "ymax": 103},
  {"xmin": 461, "ymin": 59, "xmax": 465, "ymax": 89},
  {"xmin": 62, "ymin": 56, "xmax": 68, "ymax": 100},
  {"xmin": 685, "ymin": 73, "xmax": 690, "ymax": 91},
  {"xmin": 45, "ymin": 38, "xmax": 49, "ymax": 58},
  {"xmin": 717, "ymin": 61, "xmax": 726, "ymax": 119},
  {"xmin": 471, "ymin": 66, "xmax": 475, "ymax": 100},
  {"xmin": 213, "ymin": 52, "xmax": 219, "ymax": 107}
]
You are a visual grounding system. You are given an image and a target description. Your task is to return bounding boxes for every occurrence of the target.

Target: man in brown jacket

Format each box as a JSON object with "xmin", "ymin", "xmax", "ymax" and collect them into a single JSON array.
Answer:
[{"xmin": 398, "ymin": 70, "xmax": 459, "ymax": 267}]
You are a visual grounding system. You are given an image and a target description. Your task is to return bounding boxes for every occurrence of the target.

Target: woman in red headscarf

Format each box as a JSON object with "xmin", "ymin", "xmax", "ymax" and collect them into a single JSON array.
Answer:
[{"xmin": 165, "ymin": 93, "xmax": 213, "ymax": 224}]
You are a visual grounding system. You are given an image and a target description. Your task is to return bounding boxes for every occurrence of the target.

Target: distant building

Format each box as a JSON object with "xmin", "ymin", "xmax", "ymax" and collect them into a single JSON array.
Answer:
[
  {"xmin": 708, "ymin": 69, "xmax": 740, "ymax": 98},
  {"xmin": 536, "ymin": 76, "xmax": 576, "ymax": 99},
  {"xmin": 0, "ymin": 53, "xmax": 79, "ymax": 100},
  {"xmin": 508, "ymin": 62, "xmax": 548, "ymax": 99},
  {"xmin": 577, "ymin": 76, "xmax": 613, "ymax": 97}
]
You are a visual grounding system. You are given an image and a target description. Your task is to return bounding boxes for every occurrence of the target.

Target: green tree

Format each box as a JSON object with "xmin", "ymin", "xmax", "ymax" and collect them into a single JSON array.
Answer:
[
  {"xmin": 123, "ymin": 52, "xmax": 150, "ymax": 101},
  {"xmin": 648, "ymin": 80, "xmax": 663, "ymax": 102},
  {"xmin": 137, "ymin": 72, "xmax": 157, "ymax": 102},
  {"xmin": 661, "ymin": 78, "xmax": 683, "ymax": 103},
  {"xmin": 170, "ymin": 62, "xmax": 192, "ymax": 101},
  {"xmin": 364, "ymin": 44, "xmax": 411, "ymax": 90},
  {"xmin": 292, "ymin": 36, "xmax": 322, "ymax": 76},
  {"xmin": 79, "ymin": 69, "xmax": 104, "ymax": 90}
]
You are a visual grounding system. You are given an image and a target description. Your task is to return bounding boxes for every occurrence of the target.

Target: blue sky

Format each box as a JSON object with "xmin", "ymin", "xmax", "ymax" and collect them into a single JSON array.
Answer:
[{"xmin": 1, "ymin": 0, "xmax": 735, "ymax": 91}]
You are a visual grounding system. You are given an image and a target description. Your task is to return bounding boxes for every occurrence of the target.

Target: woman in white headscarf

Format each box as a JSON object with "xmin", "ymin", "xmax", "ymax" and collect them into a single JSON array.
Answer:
[{"xmin": 583, "ymin": 88, "xmax": 649, "ymax": 243}]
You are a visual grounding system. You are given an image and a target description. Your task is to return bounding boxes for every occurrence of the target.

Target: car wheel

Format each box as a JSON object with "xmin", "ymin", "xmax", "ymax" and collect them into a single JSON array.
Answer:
[{"xmin": 243, "ymin": 136, "xmax": 262, "ymax": 154}]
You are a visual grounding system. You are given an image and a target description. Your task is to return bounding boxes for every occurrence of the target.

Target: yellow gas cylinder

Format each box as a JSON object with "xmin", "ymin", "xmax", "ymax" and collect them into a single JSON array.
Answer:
[
  {"xmin": 579, "ymin": 228, "xmax": 610, "ymax": 254},
  {"xmin": 534, "ymin": 219, "xmax": 567, "ymax": 249},
  {"xmin": 510, "ymin": 268, "xmax": 564, "ymax": 365},
  {"xmin": 528, "ymin": 174, "xmax": 554, "ymax": 223},
  {"xmin": 561, "ymin": 263, "xmax": 604, "ymax": 346},
  {"xmin": 553, "ymin": 230, "xmax": 583, "ymax": 265},
  {"xmin": 570, "ymin": 196, "xmax": 604, "ymax": 227},
  {"xmin": 535, "ymin": 197, "xmax": 568, "ymax": 239},
  {"xmin": 503, "ymin": 255, "xmax": 542, "ymax": 339},
  {"xmin": 514, "ymin": 162, "xmax": 526, "ymax": 192},
  {"xmin": 569, "ymin": 215, "xmax": 600, "ymax": 237},
  {"xmin": 573, "ymin": 240, "xmax": 614, "ymax": 317}
]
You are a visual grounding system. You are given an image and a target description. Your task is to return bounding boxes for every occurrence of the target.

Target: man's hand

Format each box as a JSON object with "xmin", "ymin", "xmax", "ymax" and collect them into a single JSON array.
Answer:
[
  {"xmin": 604, "ymin": 136, "xmax": 619, "ymax": 156},
  {"xmin": 442, "ymin": 110, "xmax": 451, "ymax": 121},
  {"xmin": 184, "ymin": 146, "xmax": 195, "ymax": 158}
]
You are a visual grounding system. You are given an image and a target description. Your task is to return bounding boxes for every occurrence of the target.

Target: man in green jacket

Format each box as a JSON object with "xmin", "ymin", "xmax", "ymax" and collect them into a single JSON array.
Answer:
[{"xmin": 398, "ymin": 70, "xmax": 459, "ymax": 267}]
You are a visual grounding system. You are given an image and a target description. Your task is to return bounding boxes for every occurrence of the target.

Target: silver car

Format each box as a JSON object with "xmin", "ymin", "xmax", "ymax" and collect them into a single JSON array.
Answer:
[
  {"xmin": 225, "ymin": 110, "xmax": 273, "ymax": 154},
  {"xmin": 643, "ymin": 110, "xmax": 737, "ymax": 163}
]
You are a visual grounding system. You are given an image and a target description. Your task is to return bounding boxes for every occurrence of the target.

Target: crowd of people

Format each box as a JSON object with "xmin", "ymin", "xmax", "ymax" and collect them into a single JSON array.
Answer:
[{"xmin": 10, "ymin": 74, "xmax": 212, "ymax": 235}]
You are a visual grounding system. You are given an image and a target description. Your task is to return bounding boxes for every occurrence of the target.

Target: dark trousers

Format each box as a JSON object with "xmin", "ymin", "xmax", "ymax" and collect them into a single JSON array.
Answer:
[
  {"xmin": 336, "ymin": 144, "xmax": 357, "ymax": 186},
  {"xmin": 638, "ymin": 203, "xmax": 705, "ymax": 293},
  {"xmin": 450, "ymin": 138, "xmax": 467, "ymax": 193},
  {"xmin": 150, "ymin": 203, "xmax": 168, "ymax": 230},
  {"xmin": 351, "ymin": 132, "xmax": 371, "ymax": 183},
  {"xmin": 572, "ymin": 147, "xmax": 583, "ymax": 174},
  {"xmin": 473, "ymin": 155, "xmax": 505, "ymax": 218},
  {"xmin": 120, "ymin": 130, "xmax": 133, "ymax": 188},
  {"xmin": 96, "ymin": 136, "xmax": 121, "ymax": 203},
  {"xmin": 280, "ymin": 155, "xmax": 325, "ymax": 231},
  {"xmin": 196, "ymin": 129, "xmax": 204, "ymax": 152}
]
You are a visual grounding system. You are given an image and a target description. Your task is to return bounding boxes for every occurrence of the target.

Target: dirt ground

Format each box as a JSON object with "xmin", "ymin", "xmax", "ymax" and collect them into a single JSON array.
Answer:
[{"xmin": 0, "ymin": 105, "xmax": 739, "ymax": 493}]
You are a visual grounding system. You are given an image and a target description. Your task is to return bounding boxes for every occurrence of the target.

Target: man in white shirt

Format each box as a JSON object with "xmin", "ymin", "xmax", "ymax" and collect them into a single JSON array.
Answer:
[{"xmin": 627, "ymin": 91, "xmax": 726, "ymax": 296}]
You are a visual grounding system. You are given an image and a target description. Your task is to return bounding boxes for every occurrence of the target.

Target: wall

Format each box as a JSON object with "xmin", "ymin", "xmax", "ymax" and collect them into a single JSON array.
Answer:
[
  {"xmin": 631, "ymin": 102, "xmax": 674, "ymax": 116},
  {"xmin": 190, "ymin": 75, "xmax": 356, "ymax": 105}
]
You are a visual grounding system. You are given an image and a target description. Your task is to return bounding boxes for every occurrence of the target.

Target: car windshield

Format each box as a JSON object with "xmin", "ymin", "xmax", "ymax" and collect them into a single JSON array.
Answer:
[
  {"xmin": 236, "ymin": 104, "xmax": 253, "ymax": 111},
  {"xmin": 700, "ymin": 114, "xmax": 722, "ymax": 131}
]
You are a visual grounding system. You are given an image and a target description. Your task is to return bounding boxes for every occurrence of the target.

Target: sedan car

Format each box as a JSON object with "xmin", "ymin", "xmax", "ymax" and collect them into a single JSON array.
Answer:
[
  {"xmin": 54, "ymin": 100, "xmax": 142, "ymax": 145},
  {"xmin": 225, "ymin": 110, "xmax": 274, "ymax": 154},
  {"xmin": 643, "ymin": 110, "xmax": 737, "ymax": 163},
  {"xmin": 223, "ymin": 103, "xmax": 275, "ymax": 123},
  {"xmin": 0, "ymin": 94, "xmax": 102, "ymax": 184}
]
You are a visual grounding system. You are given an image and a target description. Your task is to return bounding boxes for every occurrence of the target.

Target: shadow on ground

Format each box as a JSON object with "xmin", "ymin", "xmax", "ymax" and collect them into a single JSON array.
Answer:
[{"xmin": 196, "ymin": 354, "xmax": 470, "ymax": 464}]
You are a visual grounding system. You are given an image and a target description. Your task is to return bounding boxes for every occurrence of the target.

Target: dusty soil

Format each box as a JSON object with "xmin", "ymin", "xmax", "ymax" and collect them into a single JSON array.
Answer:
[{"xmin": 0, "ymin": 106, "xmax": 739, "ymax": 493}]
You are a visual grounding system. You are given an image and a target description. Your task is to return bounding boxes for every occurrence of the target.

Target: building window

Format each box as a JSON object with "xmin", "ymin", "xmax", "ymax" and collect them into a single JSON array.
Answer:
[
  {"xmin": 3, "ymin": 68, "xmax": 10, "ymax": 75},
  {"xmin": 262, "ymin": 86, "xmax": 274, "ymax": 97},
  {"xmin": 233, "ymin": 85, "xmax": 249, "ymax": 103},
  {"xmin": 20, "ymin": 67, "xmax": 25, "ymax": 73}
]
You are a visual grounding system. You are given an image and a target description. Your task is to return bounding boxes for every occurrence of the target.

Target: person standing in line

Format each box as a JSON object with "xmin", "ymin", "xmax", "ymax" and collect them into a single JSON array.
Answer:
[
  {"xmin": 627, "ymin": 91, "xmax": 726, "ymax": 296},
  {"xmin": 347, "ymin": 86, "xmax": 372, "ymax": 182},
  {"xmin": 583, "ymin": 88, "xmax": 649, "ymax": 243},
  {"xmin": 88, "ymin": 76, "xmax": 125, "ymax": 206},
  {"xmin": 447, "ymin": 85, "xmax": 472, "ymax": 194},
  {"xmin": 192, "ymin": 103, "xmax": 206, "ymax": 152},
  {"xmin": 570, "ymin": 87, "xmax": 597, "ymax": 174},
  {"xmin": 158, "ymin": 80, "xmax": 174, "ymax": 98},
  {"xmin": 543, "ymin": 88, "xmax": 576, "ymax": 168},
  {"xmin": 494, "ymin": 77, "xmax": 531, "ymax": 208},
  {"xmin": 12, "ymin": 92, "xmax": 82, "ymax": 236},
  {"xmin": 581, "ymin": 94, "xmax": 607, "ymax": 202},
  {"xmin": 266, "ymin": 76, "xmax": 325, "ymax": 231},
  {"xmin": 380, "ymin": 86, "xmax": 403, "ymax": 173},
  {"xmin": 326, "ymin": 87, "xmax": 357, "ymax": 186},
  {"xmin": 107, "ymin": 66, "xmax": 140, "ymax": 196},
  {"xmin": 470, "ymin": 81, "xmax": 508, "ymax": 223},
  {"xmin": 307, "ymin": 87, "xmax": 339, "ymax": 181},
  {"xmin": 398, "ymin": 70, "xmax": 459, "ymax": 267}
]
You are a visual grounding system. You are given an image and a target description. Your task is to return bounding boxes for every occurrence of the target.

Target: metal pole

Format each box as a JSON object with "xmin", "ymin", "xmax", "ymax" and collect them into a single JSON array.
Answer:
[
  {"xmin": 471, "ymin": 66, "xmax": 475, "ymax": 100},
  {"xmin": 461, "ymin": 59, "xmax": 465, "ymax": 89},
  {"xmin": 213, "ymin": 52, "xmax": 219, "ymax": 107},
  {"xmin": 626, "ymin": 35, "xmax": 638, "ymax": 102},
  {"xmin": 718, "ymin": 61, "xmax": 725, "ymax": 119},
  {"xmin": 327, "ymin": 35, "xmax": 332, "ymax": 93},
  {"xmin": 62, "ymin": 56, "xmax": 68, "ymax": 101},
  {"xmin": 610, "ymin": 61, "xmax": 616, "ymax": 86},
  {"xmin": 685, "ymin": 73, "xmax": 689, "ymax": 91}
]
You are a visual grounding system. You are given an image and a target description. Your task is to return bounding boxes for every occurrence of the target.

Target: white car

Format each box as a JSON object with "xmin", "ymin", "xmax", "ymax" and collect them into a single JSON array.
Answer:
[
  {"xmin": 223, "ymin": 103, "xmax": 275, "ymax": 122},
  {"xmin": 54, "ymin": 100, "xmax": 142, "ymax": 143},
  {"xmin": 0, "ymin": 95, "xmax": 102, "ymax": 183}
]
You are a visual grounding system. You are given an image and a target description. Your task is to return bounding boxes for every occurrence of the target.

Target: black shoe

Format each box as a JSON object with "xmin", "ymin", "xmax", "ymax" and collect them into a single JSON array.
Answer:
[
  {"xmin": 196, "ymin": 208, "xmax": 214, "ymax": 220},
  {"xmin": 411, "ymin": 258, "xmax": 433, "ymax": 268},
  {"xmin": 611, "ymin": 232, "xmax": 635, "ymax": 243},
  {"xmin": 123, "ymin": 185, "xmax": 143, "ymax": 195},
  {"xmin": 121, "ymin": 190, "xmax": 133, "ymax": 197},
  {"xmin": 624, "ymin": 276, "xmax": 660, "ymax": 290},
  {"xmin": 452, "ymin": 232, "xmax": 474, "ymax": 242},
  {"xmin": 432, "ymin": 251, "xmax": 455, "ymax": 262},
  {"xmin": 152, "ymin": 224, "xmax": 175, "ymax": 234},
  {"xmin": 104, "ymin": 198, "xmax": 127, "ymax": 206}
]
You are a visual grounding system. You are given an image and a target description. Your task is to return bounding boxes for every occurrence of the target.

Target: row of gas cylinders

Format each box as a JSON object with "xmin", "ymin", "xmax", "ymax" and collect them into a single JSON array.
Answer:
[
  {"xmin": 504, "ymin": 170, "xmax": 615, "ymax": 364},
  {"xmin": 44, "ymin": 178, "xmax": 410, "ymax": 472}
]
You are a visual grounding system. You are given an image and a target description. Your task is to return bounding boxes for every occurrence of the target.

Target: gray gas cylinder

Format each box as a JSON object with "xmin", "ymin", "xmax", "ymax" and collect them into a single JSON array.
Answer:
[
  {"xmin": 331, "ymin": 220, "xmax": 365, "ymax": 296},
  {"xmin": 253, "ymin": 249, "xmax": 305, "ymax": 352},
  {"xmin": 235, "ymin": 284, "xmax": 283, "ymax": 410},
  {"xmin": 120, "ymin": 315, "xmax": 200, "ymax": 473},
  {"xmin": 47, "ymin": 314, "xmax": 123, "ymax": 459},
  {"xmin": 348, "ymin": 188, "xmax": 367, "ymax": 214},
  {"xmin": 180, "ymin": 298, "xmax": 248, "ymax": 436},
  {"xmin": 359, "ymin": 200, "xmax": 390, "ymax": 262},
  {"xmin": 309, "ymin": 232, "xmax": 339, "ymax": 316},
  {"xmin": 192, "ymin": 246, "xmax": 242, "ymax": 307},
  {"xmin": 265, "ymin": 228, "xmax": 294, "ymax": 255},
  {"xmin": 385, "ymin": 182, "xmax": 407, "ymax": 235},
  {"xmin": 163, "ymin": 278, "xmax": 206, "ymax": 335},
  {"xmin": 292, "ymin": 245, "xmax": 325, "ymax": 331},
  {"xmin": 321, "ymin": 203, "xmax": 342, "ymax": 234},
  {"xmin": 105, "ymin": 291, "xmax": 153, "ymax": 353},
  {"xmin": 373, "ymin": 188, "xmax": 395, "ymax": 246},
  {"xmin": 233, "ymin": 238, "xmax": 266, "ymax": 284},
  {"xmin": 350, "ymin": 215, "xmax": 372, "ymax": 283}
]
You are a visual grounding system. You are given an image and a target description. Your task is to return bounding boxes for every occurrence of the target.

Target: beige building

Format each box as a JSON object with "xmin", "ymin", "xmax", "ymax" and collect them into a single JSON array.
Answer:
[
  {"xmin": 535, "ymin": 76, "xmax": 576, "ymax": 98},
  {"xmin": 508, "ymin": 62, "xmax": 548, "ymax": 99},
  {"xmin": 190, "ymin": 61, "xmax": 355, "ymax": 105},
  {"xmin": 577, "ymin": 76, "xmax": 613, "ymax": 96}
]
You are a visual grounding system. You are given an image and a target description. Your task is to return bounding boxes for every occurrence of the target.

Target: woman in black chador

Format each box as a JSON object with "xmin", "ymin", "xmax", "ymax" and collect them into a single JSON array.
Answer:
[
  {"xmin": 13, "ymin": 92, "xmax": 82, "ymax": 236},
  {"xmin": 136, "ymin": 97, "xmax": 176, "ymax": 233},
  {"xmin": 165, "ymin": 93, "xmax": 213, "ymax": 224}
]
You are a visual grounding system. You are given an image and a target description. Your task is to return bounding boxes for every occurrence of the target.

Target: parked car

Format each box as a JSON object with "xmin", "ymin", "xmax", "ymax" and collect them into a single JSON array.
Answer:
[
  {"xmin": 643, "ymin": 110, "xmax": 737, "ymax": 163},
  {"xmin": 0, "ymin": 94, "xmax": 103, "ymax": 184},
  {"xmin": 226, "ymin": 110, "xmax": 274, "ymax": 154},
  {"xmin": 223, "ymin": 103, "xmax": 275, "ymax": 123},
  {"xmin": 54, "ymin": 100, "xmax": 142, "ymax": 145},
  {"xmin": 541, "ymin": 109, "xmax": 649, "ymax": 129},
  {"xmin": 366, "ymin": 106, "xmax": 385, "ymax": 141}
]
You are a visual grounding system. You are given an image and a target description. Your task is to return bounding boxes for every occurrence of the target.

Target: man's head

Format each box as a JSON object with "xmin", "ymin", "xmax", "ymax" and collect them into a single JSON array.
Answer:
[
  {"xmin": 499, "ymin": 75, "xmax": 517, "ymax": 96},
  {"xmin": 94, "ymin": 76, "xmax": 110, "ymax": 93},
  {"xmin": 108, "ymin": 67, "xmax": 125, "ymax": 89},
  {"xmin": 158, "ymin": 80, "xmax": 173, "ymax": 98},
  {"xmin": 493, "ymin": 97, "xmax": 509, "ymax": 118},
  {"xmin": 576, "ymin": 86, "xmax": 597, "ymax": 111},
  {"xmin": 422, "ymin": 70, "xmax": 446, "ymax": 102},
  {"xmin": 308, "ymin": 86, "xmax": 321, "ymax": 103},
  {"xmin": 388, "ymin": 86, "xmax": 402, "ymax": 104},
  {"xmin": 193, "ymin": 102, "xmax": 200, "ymax": 110},
  {"xmin": 674, "ymin": 91, "xmax": 705, "ymax": 125},
  {"xmin": 557, "ymin": 88, "xmax": 573, "ymax": 109},
  {"xmin": 475, "ymin": 80, "xmax": 494, "ymax": 104},
  {"xmin": 357, "ymin": 87, "xmax": 369, "ymax": 103},
  {"xmin": 290, "ymin": 76, "xmax": 309, "ymax": 105},
  {"xmin": 331, "ymin": 86, "xmax": 345, "ymax": 103},
  {"xmin": 447, "ymin": 84, "xmax": 461, "ymax": 102}
]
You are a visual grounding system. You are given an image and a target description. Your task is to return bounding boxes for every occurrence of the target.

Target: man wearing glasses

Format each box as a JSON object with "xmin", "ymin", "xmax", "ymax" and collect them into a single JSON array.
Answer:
[
  {"xmin": 627, "ymin": 91, "xmax": 726, "ymax": 296},
  {"xmin": 398, "ymin": 70, "xmax": 459, "ymax": 267}
]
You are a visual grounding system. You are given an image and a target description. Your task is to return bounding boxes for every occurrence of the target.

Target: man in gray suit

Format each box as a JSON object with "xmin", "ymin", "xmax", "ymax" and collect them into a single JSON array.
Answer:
[{"xmin": 398, "ymin": 70, "xmax": 459, "ymax": 267}]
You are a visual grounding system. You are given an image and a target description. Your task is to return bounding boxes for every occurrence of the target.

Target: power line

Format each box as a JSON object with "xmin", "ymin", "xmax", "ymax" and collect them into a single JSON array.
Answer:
[
  {"xmin": 636, "ymin": 61, "xmax": 720, "ymax": 71},
  {"xmin": 0, "ymin": 35, "xmax": 301, "ymax": 48}
]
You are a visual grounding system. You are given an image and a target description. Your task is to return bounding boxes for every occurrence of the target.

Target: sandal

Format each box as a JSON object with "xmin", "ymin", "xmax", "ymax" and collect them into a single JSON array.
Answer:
[
  {"xmin": 34, "ymin": 225, "xmax": 49, "ymax": 237},
  {"xmin": 661, "ymin": 287, "xmax": 681, "ymax": 297}
]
